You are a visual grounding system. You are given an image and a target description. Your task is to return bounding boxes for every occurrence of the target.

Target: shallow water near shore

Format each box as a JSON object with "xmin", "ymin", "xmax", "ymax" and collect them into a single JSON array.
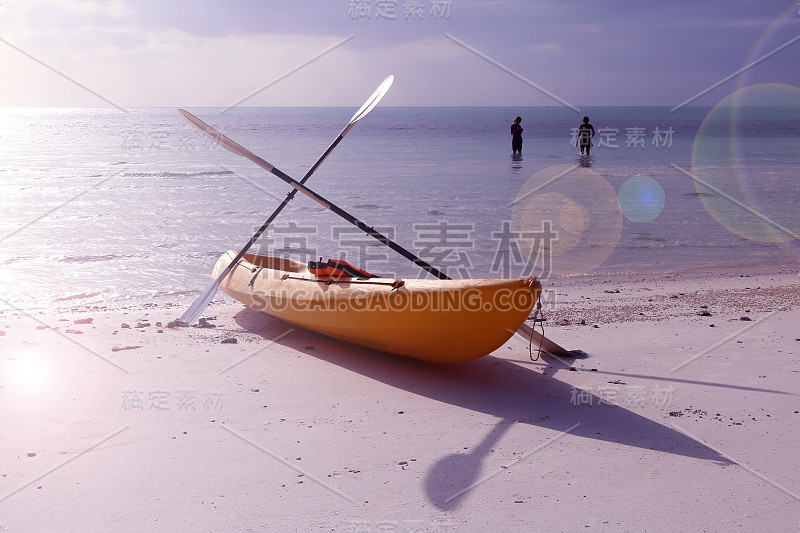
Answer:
[{"xmin": 0, "ymin": 105, "xmax": 797, "ymax": 311}]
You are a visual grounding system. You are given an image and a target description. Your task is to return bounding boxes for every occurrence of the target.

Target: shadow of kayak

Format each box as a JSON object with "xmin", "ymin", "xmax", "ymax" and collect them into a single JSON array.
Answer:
[{"xmin": 233, "ymin": 307, "xmax": 735, "ymax": 510}]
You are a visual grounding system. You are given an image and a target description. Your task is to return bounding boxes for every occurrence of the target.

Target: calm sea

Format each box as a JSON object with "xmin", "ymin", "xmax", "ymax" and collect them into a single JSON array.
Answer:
[{"xmin": 0, "ymin": 105, "xmax": 798, "ymax": 311}]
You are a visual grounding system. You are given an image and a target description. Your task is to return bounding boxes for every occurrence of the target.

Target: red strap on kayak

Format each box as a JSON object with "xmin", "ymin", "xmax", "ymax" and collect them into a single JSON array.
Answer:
[
  {"xmin": 307, "ymin": 259, "xmax": 331, "ymax": 277},
  {"xmin": 307, "ymin": 258, "xmax": 378, "ymax": 280}
]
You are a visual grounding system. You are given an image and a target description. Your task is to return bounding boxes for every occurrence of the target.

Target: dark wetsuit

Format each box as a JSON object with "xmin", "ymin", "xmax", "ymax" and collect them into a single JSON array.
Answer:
[
  {"xmin": 578, "ymin": 123, "xmax": 595, "ymax": 155},
  {"xmin": 511, "ymin": 123, "xmax": 523, "ymax": 153}
]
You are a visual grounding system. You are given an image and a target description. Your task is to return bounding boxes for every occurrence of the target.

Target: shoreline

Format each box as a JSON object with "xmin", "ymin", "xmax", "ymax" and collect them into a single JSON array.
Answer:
[
  {"xmin": 541, "ymin": 266, "xmax": 799, "ymax": 328},
  {"xmin": 1, "ymin": 267, "xmax": 798, "ymax": 531},
  {"xmin": 3, "ymin": 257, "xmax": 797, "ymax": 320}
]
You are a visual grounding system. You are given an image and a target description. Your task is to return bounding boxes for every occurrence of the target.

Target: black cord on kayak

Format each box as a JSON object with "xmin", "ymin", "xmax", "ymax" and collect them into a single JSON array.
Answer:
[
  {"xmin": 529, "ymin": 300, "xmax": 544, "ymax": 362},
  {"xmin": 247, "ymin": 268, "xmax": 262, "ymax": 287}
]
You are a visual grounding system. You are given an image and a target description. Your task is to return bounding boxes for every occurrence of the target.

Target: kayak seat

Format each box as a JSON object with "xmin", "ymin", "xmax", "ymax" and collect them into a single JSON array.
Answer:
[{"xmin": 308, "ymin": 258, "xmax": 378, "ymax": 280}]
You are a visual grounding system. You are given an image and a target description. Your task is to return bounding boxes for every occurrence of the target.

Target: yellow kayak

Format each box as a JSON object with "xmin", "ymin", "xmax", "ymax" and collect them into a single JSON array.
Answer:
[{"xmin": 213, "ymin": 251, "xmax": 542, "ymax": 363}]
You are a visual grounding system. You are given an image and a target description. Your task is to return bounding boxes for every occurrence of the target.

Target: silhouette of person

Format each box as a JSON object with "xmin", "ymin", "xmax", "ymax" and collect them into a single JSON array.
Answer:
[
  {"xmin": 577, "ymin": 116, "xmax": 595, "ymax": 155},
  {"xmin": 510, "ymin": 116, "xmax": 523, "ymax": 154}
]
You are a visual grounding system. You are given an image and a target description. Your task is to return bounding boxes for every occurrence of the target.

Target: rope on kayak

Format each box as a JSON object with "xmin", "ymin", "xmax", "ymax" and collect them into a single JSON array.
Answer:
[
  {"xmin": 528, "ymin": 299, "xmax": 545, "ymax": 361},
  {"xmin": 280, "ymin": 274, "xmax": 405, "ymax": 289},
  {"xmin": 247, "ymin": 268, "xmax": 262, "ymax": 287}
]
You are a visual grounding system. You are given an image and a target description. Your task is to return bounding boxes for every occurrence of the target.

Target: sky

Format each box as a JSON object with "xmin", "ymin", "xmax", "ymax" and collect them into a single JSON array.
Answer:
[{"xmin": 1, "ymin": 0, "xmax": 799, "ymax": 107}]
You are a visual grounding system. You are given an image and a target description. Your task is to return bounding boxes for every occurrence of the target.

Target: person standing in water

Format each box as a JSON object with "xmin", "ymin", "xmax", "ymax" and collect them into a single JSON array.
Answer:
[
  {"xmin": 577, "ymin": 116, "xmax": 595, "ymax": 155},
  {"xmin": 510, "ymin": 116, "xmax": 523, "ymax": 154}
]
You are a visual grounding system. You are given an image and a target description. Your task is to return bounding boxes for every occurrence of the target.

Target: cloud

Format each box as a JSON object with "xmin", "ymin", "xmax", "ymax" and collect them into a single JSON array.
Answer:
[{"xmin": 1, "ymin": 0, "xmax": 799, "ymax": 107}]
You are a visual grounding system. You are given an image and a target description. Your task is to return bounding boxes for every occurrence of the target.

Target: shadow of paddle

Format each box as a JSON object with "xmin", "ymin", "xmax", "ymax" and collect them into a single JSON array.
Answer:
[
  {"xmin": 424, "ymin": 419, "xmax": 517, "ymax": 511},
  {"xmin": 233, "ymin": 308, "xmax": 735, "ymax": 509}
]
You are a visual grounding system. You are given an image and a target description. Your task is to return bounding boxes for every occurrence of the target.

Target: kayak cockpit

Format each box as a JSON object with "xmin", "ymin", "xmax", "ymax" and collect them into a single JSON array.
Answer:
[{"xmin": 238, "ymin": 253, "xmax": 307, "ymax": 273}]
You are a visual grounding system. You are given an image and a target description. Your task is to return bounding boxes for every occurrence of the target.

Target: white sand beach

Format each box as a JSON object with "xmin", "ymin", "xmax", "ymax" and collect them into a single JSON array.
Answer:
[{"xmin": 1, "ymin": 266, "xmax": 798, "ymax": 531}]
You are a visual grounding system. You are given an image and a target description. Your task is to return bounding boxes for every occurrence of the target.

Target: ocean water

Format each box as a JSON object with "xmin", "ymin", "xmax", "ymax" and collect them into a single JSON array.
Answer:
[{"xmin": 0, "ymin": 105, "xmax": 798, "ymax": 312}]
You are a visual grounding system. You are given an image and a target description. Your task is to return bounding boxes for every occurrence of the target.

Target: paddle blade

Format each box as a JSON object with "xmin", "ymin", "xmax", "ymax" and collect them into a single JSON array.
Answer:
[
  {"xmin": 515, "ymin": 322, "xmax": 574, "ymax": 357},
  {"xmin": 343, "ymin": 75, "xmax": 394, "ymax": 135},
  {"xmin": 179, "ymin": 279, "xmax": 219, "ymax": 324},
  {"xmin": 177, "ymin": 109, "xmax": 275, "ymax": 173}
]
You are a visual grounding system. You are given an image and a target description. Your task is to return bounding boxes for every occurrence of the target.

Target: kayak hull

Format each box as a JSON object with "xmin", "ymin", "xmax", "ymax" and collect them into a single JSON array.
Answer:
[{"xmin": 213, "ymin": 251, "xmax": 540, "ymax": 363}]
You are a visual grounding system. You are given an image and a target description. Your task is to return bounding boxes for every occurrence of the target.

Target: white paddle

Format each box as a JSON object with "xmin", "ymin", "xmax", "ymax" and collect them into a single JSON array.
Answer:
[
  {"xmin": 179, "ymin": 77, "xmax": 573, "ymax": 356},
  {"xmin": 178, "ymin": 76, "xmax": 394, "ymax": 324},
  {"xmin": 178, "ymin": 106, "xmax": 451, "ymax": 285}
]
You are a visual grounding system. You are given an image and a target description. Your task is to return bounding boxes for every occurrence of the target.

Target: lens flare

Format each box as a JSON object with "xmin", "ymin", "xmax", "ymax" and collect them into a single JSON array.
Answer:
[
  {"xmin": 511, "ymin": 164, "xmax": 622, "ymax": 276},
  {"xmin": 0, "ymin": 345, "xmax": 99, "ymax": 440},
  {"xmin": 618, "ymin": 175, "xmax": 665, "ymax": 223},
  {"xmin": 6, "ymin": 349, "xmax": 53, "ymax": 395},
  {"xmin": 691, "ymin": 84, "xmax": 800, "ymax": 250}
]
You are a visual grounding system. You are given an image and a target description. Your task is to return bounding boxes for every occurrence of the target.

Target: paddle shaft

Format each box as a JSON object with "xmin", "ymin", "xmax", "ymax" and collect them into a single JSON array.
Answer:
[
  {"xmin": 267, "ymin": 165, "xmax": 451, "ymax": 280},
  {"xmin": 178, "ymin": 137, "xmax": 344, "ymax": 324},
  {"xmin": 209, "ymin": 134, "xmax": 346, "ymax": 287},
  {"xmin": 179, "ymin": 107, "xmax": 450, "ymax": 280},
  {"xmin": 179, "ymin": 77, "xmax": 395, "ymax": 324}
]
